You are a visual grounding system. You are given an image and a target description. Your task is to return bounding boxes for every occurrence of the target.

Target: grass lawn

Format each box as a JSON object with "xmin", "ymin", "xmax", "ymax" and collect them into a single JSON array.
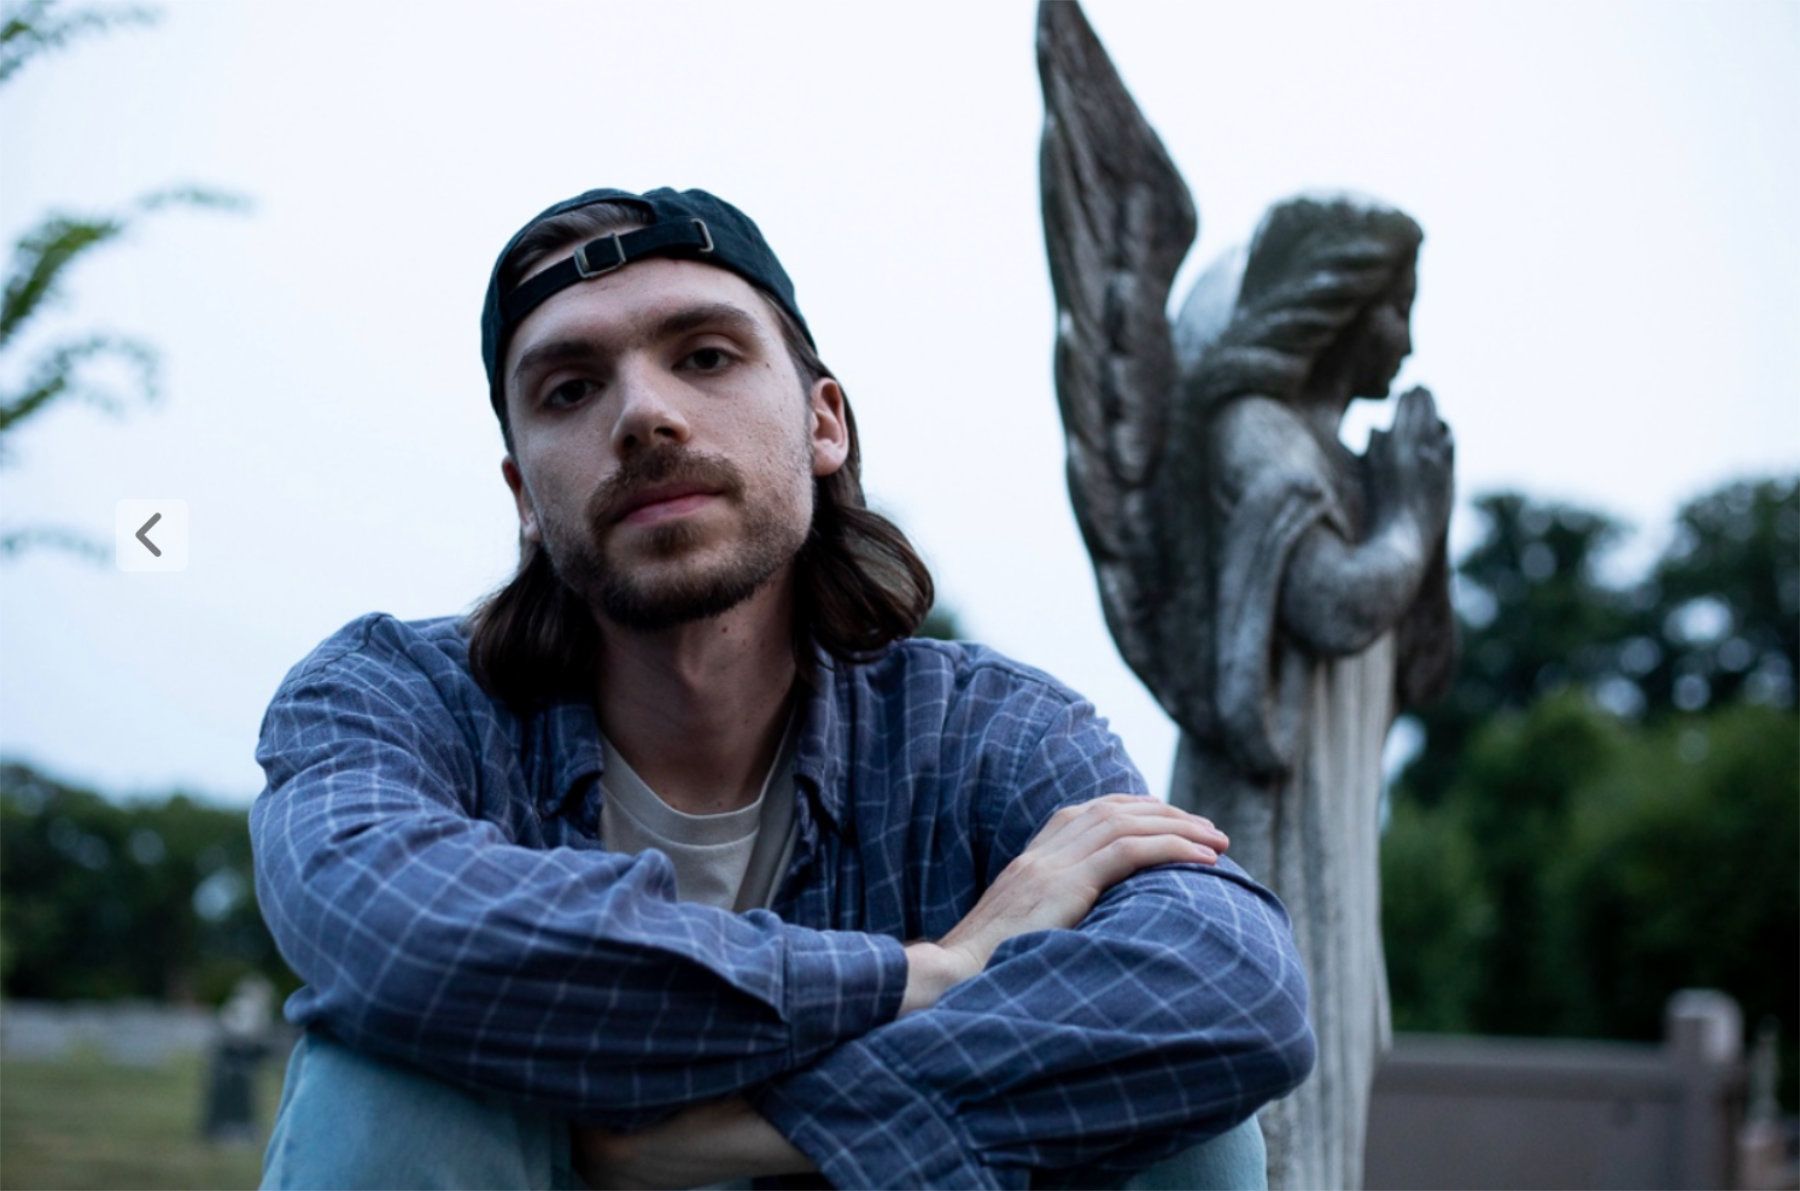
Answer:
[{"xmin": 0, "ymin": 1049, "xmax": 285, "ymax": 1190}]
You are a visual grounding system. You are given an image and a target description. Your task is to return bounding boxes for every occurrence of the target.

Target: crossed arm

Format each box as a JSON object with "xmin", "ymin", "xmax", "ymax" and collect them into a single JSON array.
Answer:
[
  {"xmin": 253, "ymin": 645, "xmax": 1313, "ymax": 1188},
  {"xmin": 577, "ymin": 795, "xmax": 1240, "ymax": 1186},
  {"xmin": 697, "ymin": 693, "xmax": 1312, "ymax": 1189}
]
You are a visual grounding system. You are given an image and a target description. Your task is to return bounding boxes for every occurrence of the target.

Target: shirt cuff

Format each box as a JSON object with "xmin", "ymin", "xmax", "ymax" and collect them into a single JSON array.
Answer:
[
  {"xmin": 783, "ymin": 929, "xmax": 908, "ymax": 1066},
  {"xmin": 752, "ymin": 1036, "xmax": 1001, "ymax": 1189}
]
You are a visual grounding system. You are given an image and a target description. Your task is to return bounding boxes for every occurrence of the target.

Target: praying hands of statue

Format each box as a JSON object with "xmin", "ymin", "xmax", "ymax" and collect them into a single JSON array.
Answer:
[
  {"xmin": 1279, "ymin": 384, "xmax": 1456, "ymax": 660},
  {"xmin": 1367, "ymin": 385, "xmax": 1455, "ymax": 549}
]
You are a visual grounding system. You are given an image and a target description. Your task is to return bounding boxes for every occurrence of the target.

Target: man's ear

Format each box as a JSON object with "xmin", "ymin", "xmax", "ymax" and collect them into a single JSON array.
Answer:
[
  {"xmin": 808, "ymin": 377, "xmax": 850, "ymax": 478},
  {"xmin": 501, "ymin": 455, "xmax": 541, "ymax": 544}
]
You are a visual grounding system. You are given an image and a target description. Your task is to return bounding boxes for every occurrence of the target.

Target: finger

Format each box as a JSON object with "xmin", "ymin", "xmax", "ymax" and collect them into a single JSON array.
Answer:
[
  {"xmin": 1394, "ymin": 393, "xmax": 1425, "ymax": 440},
  {"xmin": 1082, "ymin": 833, "xmax": 1220, "ymax": 891},
  {"xmin": 1403, "ymin": 386, "xmax": 1438, "ymax": 429},
  {"xmin": 1054, "ymin": 809, "xmax": 1230, "ymax": 862},
  {"xmin": 1418, "ymin": 396, "xmax": 1442, "ymax": 435},
  {"xmin": 1029, "ymin": 793, "xmax": 1208, "ymax": 844},
  {"xmin": 1047, "ymin": 797, "xmax": 1227, "ymax": 853},
  {"xmin": 1025, "ymin": 793, "xmax": 1157, "ymax": 848},
  {"xmin": 1391, "ymin": 392, "xmax": 1415, "ymax": 433}
]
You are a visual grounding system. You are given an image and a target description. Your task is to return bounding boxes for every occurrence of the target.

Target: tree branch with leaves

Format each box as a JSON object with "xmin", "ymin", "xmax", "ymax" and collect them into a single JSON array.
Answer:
[{"xmin": 0, "ymin": 0, "xmax": 249, "ymax": 561}]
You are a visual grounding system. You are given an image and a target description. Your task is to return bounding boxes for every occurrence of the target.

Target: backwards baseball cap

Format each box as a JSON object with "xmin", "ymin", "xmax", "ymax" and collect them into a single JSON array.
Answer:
[{"xmin": 480, "ymin": 186, "xmax": 814, "ymax": 420}]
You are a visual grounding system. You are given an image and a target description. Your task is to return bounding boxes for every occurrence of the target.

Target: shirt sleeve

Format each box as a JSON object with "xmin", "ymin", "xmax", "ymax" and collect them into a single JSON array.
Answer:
[
  {"xmin": 250, "ymin": 619, "xmax": 906, "ymax": 1127},
  {"xmin": 748, "ymin": 687, "xmax": 1316, "ymax": 1189}
]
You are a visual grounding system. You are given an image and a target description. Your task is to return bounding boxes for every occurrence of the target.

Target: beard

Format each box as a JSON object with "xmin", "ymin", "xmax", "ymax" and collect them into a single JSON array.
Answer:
[{"xmin": 538, "ymin": 440, "xmax": 812, "ymax": 633}]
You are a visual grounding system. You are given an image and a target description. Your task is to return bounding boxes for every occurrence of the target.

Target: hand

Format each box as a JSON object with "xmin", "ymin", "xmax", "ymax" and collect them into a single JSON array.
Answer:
[
  {"xmin": 902, "ymin": 794, "xmax": 1227, "ymax": 1014},
  {"xmin": 572, "ymin": 1096, "xmax": 815, "ymax": 1189},
  {"xmin": 1370, "ymin": 386, "xmax": 1454, "ymax": 543}
]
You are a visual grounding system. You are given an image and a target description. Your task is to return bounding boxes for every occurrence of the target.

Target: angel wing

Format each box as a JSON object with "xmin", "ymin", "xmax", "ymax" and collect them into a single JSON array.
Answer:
[{"xmin": 1038, "ymin": 0, "xmax": 1198, "ymax": 710}]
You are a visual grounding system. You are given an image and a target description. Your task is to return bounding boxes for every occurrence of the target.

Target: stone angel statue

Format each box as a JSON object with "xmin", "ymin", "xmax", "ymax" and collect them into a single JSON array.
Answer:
[{"xmin": 1037, "ymin": 4, "xmax": 1457, "ymax": 1188}]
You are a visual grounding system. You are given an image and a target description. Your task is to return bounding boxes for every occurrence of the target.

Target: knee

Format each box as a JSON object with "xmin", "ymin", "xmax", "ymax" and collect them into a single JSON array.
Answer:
[
  {"xmin": 262, "ymin": 1033, "xmax": 567, "ymax": 1190},
  {"xmin": 1121, "ymin": 1115, "xmax": 1268, "ymax": 1191}
]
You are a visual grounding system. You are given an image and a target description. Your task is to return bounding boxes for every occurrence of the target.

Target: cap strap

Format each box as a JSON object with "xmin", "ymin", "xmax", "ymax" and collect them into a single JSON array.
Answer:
[{"xmin": 499, "ymin": 218, "xmax": 714, "ymax": 334}]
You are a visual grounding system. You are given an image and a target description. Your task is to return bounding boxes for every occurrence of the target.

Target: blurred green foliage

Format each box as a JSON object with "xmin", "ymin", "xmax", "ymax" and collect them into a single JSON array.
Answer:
[
  {"xmin": 1384, "ymin": 475, "xmax": 1798, "ymax": 1106},
  {"xmin": 0, "ymin": 0, "xmax": 248, "ymax": 562},
  {"xmin": 918, "ymin": 601, "xmax": 964, "ymax": 641},
  {"xmin": 0, "ymin": 764, "xmax": 296, "ymax": 1005},
  {"xmin": 1403, "ymin": 477, "xmax": 1797, "ymax": 805}
]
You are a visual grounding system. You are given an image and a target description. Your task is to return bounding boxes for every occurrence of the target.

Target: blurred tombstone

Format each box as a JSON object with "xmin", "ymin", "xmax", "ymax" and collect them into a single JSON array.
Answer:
[
  {"xmin": 1669, "ymin": 990, "xmax": 1745, "ymax": 1190},
  {"xmin": 1737, "ymin": 1017, "xmax": 1794, "ymax": 1191},
  {"xmin": 200, "ymin": 974, "xmax": 274, "ymax": 1144},
  {"xmin": 1365, "ymin": 988, "xmax": 1751, "ymax": 1190},
  {"xmin": 1037, "ymin": 3, "xmax": 1454, "ymax": 1187}
]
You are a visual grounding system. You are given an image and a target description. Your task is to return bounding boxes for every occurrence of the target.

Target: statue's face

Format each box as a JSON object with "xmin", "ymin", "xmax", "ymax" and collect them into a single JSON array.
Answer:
[{"xmin": 1346, "ymin": 259, "xmax": 1417, "ymax": 399}]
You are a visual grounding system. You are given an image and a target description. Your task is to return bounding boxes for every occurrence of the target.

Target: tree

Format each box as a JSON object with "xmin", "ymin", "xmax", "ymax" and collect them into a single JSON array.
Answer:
[
  {"xmin": 1399, "ymin": 478, "xmax": 1799, "ymax": 807},
  {"xmin": 1383, "ymin": 696, "xmax": 1797, "ymax": 1103},
  {"xmin": 0, "ymin": 761, "xmax": 296, "ymax": 1003},
  {"xmin": 0, "ymin": 0, "xmax": 247, "ymax": 561},
  {"xmin": 0, "ymin": 0, "xmax": 154, "ymax": 81},
  {"xmin": 1630, "ymin": 478, "xmax": 1799, "ymax": 715},
  {"xmin": 1382, "ymin": 476, "xmax": 1799, "ymax": 1106},
  {"xmin": 1379, "ymin": 793, "xmax": 1492, "ymax": 1033},
  {"xmin": 1549, "ymin": 704, "xmax": 1797, "ymax": 1047},
  {"xmin": 917, "ymin": 601, "xmax": 964, "ymax": 641},
  {"xmin": 1400, "ymin": 492, "xmax": 1634, "ymax": 807}
]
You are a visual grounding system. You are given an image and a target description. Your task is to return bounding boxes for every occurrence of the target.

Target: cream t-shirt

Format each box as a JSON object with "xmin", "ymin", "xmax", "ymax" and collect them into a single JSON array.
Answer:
[{"xmin": 597, "ymin": 708, "xmax": 800, "ymax": 912}]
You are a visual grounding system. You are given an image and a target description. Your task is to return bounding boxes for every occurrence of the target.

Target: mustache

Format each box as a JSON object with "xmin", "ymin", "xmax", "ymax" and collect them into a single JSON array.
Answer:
[{"xmin": 586, "ymin": 446, "xmax": 743, "ymax": 527}]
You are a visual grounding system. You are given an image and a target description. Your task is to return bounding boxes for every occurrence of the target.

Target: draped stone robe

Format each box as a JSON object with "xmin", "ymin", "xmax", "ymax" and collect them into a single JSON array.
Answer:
[{"xmin": 1168, "ymin": 394, "xmax": 1450, "ymax": 1191}]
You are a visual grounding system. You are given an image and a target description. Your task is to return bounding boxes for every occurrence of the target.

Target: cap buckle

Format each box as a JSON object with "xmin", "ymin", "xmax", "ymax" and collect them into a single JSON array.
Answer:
[{"xmin": 572, "ymin": 233, "xmax": 628, "ymax": 279}]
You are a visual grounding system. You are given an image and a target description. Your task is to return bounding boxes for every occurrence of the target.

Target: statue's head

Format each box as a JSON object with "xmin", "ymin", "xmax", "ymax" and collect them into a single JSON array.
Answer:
[{"xmin": 1177, "ymin": 193, "xmax": 1423, "ymax": 411}]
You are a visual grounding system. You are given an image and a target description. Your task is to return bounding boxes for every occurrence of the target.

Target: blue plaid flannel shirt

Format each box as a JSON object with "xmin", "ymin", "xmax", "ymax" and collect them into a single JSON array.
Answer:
[{"xmin": 251, "ymin": 612, "xmax": 1314, "ymax": 1188}]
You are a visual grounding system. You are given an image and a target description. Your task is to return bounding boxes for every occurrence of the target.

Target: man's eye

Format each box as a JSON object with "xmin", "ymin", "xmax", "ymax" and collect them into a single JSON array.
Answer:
[
  {"xmin": 683, "ymin": 347, "xmax": 733, "ymax": 372},
  {"xmin": 543, "ymin": 378, "xmax": 599, "ymax": 409}
]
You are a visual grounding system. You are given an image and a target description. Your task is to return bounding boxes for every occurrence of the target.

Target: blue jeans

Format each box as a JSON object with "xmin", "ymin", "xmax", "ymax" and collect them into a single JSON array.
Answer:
[{"xmin": 263, "ymin": 1032, "xmax": 1266, "ymax": 1190}]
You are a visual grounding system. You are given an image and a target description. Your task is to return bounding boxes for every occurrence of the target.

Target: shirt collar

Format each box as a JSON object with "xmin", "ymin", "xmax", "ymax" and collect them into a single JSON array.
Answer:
[
  {"xmin": 535, "ymin": 698, "xmax": 604, "ymax": 819},
  {"xmin": 530, "ymin": 640, "xmax": 851, "ymax": 835},
  {"xmin": 792, "ymin": 642, "xmax": 849, "ymax": 834}
]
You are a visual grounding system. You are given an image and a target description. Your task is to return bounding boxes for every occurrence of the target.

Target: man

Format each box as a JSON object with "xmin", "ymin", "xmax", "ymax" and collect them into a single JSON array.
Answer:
[{"xmin": 251, "ymin": 186, "xmax": 1315, "ymax": 1189}]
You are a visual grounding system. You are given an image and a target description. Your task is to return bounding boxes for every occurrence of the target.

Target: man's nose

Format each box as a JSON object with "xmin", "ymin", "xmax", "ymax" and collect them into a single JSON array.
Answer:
[{"xmin": 609, "ymin": 361, "xmax": 690, "ymax": 455}]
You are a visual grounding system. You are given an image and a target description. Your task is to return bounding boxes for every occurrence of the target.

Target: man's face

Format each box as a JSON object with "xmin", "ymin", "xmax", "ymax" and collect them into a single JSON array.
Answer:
[{"xmin": 500, "ymin": 254, "xmax": 848, "ymax": 633}]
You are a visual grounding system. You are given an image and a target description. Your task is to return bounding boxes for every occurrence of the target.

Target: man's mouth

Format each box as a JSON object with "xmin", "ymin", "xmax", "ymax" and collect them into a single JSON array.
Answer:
[{"xmin": 615, "ymin": 485, "xmax": 722, "ymax": 524}]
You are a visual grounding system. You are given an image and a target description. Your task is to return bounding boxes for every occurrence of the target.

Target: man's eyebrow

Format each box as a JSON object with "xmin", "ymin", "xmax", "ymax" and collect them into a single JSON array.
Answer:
[
  {"xmin": 510, "ymin": 338, "xmax": 603, "ymax": 387},
  {"xmin": 510, "ymin": 301, "xmax": 765, "ymax": 387},
  {"xmin": 655, "ymin": 301, "xmax": 763, "ymax": 344}
]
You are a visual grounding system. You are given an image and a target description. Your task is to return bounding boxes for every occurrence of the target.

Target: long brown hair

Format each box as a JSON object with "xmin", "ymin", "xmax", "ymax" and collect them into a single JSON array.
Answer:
[{"xmin": 465, "ymin": 203, "xmax": 934, "ymax": 709}]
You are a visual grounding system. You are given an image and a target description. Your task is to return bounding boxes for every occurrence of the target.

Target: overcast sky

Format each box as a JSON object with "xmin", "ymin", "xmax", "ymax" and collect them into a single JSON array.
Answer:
[{"xmin": 2, "ymin": 0, "xmax": 1795, "ymax": 806}]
